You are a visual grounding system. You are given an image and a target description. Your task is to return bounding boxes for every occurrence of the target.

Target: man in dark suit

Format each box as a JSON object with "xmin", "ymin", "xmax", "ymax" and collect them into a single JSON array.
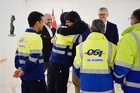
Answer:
[
  {"xmin": 40, "ymin": 13, "xmax": 56, "ymax": 73},
  {"xmin": 98, "ymin": 7, "xmax": 119, "ymax": 45}
]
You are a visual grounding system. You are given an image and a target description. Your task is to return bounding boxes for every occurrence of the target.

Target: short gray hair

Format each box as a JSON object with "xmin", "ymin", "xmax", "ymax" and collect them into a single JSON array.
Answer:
[
  {"xmin": 98, "ymin": 7, "xmax": 108, "ymax": 14},
  {"xmin": 91, "ymin": 19, "xmax": 105, "ymax": 33}
]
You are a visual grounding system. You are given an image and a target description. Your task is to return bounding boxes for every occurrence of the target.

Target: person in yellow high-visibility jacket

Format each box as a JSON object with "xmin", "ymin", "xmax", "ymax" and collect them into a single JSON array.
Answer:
[
  {"xmin": 113, "ymin": 9, "xmax": 140, "ymax": 93},
  {"xmin": 13, "ymin": 11, "xmax": 47, "ymax": 93},
  {"xmin": 74, "ymin": 19, "xmax": 117, "ymax": 93},
  {"xmin": 48, "ymin": 11, "xmax": 90, "ymax": 93}
]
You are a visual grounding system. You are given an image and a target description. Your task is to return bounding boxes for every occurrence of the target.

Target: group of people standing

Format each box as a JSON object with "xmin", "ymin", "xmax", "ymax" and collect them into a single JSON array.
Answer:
[{"xmin": 13, "ymin": 7, "xmax": 140, "ymax": 93}]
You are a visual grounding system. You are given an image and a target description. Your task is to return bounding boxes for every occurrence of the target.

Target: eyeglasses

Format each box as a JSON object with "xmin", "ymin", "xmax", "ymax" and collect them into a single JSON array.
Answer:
[
  {"xmin": 98, "ymin": 14, "xmax": 106, "ymax": 16},
  {"xmin": 128, "ymin": 17, "xmax": 134, "ymax": 21}
]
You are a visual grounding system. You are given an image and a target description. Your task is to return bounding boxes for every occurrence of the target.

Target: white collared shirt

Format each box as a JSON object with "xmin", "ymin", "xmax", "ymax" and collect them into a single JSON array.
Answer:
[
  {"xmin": 104, "ymin": 21, "xmax": 107, "ymax": 30},
  {"xmin": 45, "ymin": 25, "xmax": 53, "ymax": 37}
]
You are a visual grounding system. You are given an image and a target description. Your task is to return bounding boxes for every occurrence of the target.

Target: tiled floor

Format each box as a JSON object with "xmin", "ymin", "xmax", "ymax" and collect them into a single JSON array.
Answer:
[{"xmin": 0, "ymin": 59, "xmax": 123, "ymax": 93}]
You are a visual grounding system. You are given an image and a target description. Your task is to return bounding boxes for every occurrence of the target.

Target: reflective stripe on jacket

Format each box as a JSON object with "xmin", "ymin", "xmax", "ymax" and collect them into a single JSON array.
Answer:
[
  {"xmin": 14, "ymin": 29, "xmax": 45, "ymax": 80},
  {"xmin": 113, "ymin": 23, "xmax": 140, "ymax": 93},
  {"xmin": 74, "ymin": 32, "xmax": 117, "ymax": 93},
  {"xmin": 50, "ymin": 28, "xmax": 90, "ymax": 66}
]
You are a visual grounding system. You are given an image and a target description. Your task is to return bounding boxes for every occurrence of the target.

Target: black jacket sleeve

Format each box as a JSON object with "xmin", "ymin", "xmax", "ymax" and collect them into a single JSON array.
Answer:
[
  {"xmin": 40, "ymin": 26, "xmax": 56, "ymax": 44},
  {"xmin": 57, "ymin": 21, "xmax": 88, "ymax": 35}
]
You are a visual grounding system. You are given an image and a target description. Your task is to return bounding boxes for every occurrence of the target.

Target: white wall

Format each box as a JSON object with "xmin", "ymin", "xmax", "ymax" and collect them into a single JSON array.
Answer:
[
  {"xmin": 0, "ymin": 0, "xmax": 27, "ymax": 61},
  {"xmin": 0, "ymin": 0, "xmax": 140, "ymax": 61}
]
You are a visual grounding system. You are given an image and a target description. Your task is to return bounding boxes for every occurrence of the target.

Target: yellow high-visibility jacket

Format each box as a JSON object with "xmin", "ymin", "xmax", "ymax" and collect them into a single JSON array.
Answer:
[
  {"xmin": 74, "ymin": 32, "xmax": 117, "ymax": 93},
  {"xmin": 15, "ymin": 29, "xmax": 45, "ymax": 81},
  {"xmin": 113, "ymin": 23, "xmax": 140, "ymax": 93},
  {"xmin": 50, "ymin": 28, "xmax": 90, "ymax": 66}
]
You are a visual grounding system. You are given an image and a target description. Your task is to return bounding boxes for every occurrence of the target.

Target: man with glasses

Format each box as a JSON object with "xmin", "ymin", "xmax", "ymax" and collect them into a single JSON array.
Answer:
[
  {"xmin": 113, "ymin": 8, "xmax": 140, "ymax": 93},
  {"xmin": 98, "ymin": 7, "xmax": 119, "ymax": 45},
  {"xmin": 73, "ymin": 19, "xmax": 117, "ymax": 93}
]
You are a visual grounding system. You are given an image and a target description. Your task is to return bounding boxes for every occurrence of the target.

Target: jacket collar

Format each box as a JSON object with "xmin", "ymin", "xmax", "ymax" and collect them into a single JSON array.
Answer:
[
  {"xmin": 122, "ymin": 23, "xmax": 140, "ymax": 36},
  {"xmin": 87, "ymin": 32, "xmax": 107, "ymax": 40},
  {"xmin": 25, "ymin": 28, "xmax": 38, "ymax": 34}
]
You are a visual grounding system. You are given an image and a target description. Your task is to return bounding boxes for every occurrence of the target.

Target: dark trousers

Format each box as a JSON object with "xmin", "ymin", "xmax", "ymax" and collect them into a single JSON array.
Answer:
[
  {"xmin": 44, "ymin": 61, "xmax": 50, "ymax": 82},
  {"xmin": 21, "ymin": 79, "xmax": 47, "ymax": 93},
  {"xmin": 47, "ymin": 61, "xmax": 69, "ymax": 93},
  {"xmin": 44, "ymin": 61, "xmax": 49, "ymax": 72}
]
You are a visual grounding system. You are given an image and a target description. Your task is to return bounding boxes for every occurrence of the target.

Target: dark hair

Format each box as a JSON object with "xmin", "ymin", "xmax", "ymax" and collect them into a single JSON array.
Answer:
[
  {"xmin": 28, "ymin": 11, "xmax": 44, "ymax": 27},
  {"xmin": 91, "ymin": 19, "xmax": 105, "ymax": 33},
  {"xmin": 132, "ymin": 9, "xmax": 140, "ymax": 23},
  {"xmin": 64, "ymin": 11, "xmax": 81, "ymax": 23},
  {"xmin": 60, "ymin": 12, "xmax": 69, "ymax": 24}
]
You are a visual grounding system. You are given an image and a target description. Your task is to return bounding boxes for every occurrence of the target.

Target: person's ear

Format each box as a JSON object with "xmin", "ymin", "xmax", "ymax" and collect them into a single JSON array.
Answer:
[
  {"xmin": 102, "ymin": 30, "xmax": 106, "ymax": 34},
  {"xmin": 107, "ymin": 13, "xmax": 109, "ymax": 17},
  {"xmin": 36, "ymin": 21, "xmax": 41, "ymax": 26},
  {"xmin": 35, "ymin": 21, "xmax": 39, "ymax": 25},
  {"xmin": 133, "ymin": 17, "xmax": 138, "ymax": 24},
  {"xmin": 90, "ymin": 28, "xmax": 93, "ymax": 32}
]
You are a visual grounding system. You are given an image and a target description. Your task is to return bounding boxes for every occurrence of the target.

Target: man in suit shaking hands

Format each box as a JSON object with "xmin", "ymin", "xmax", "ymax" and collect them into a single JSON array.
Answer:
[
  {"xmin": 40, "ymin": 13, "xmax": 56, "ymax": 72},
  {"xmin": 98, "ymin": 7, "xmax": 119, "ymax": 45}
]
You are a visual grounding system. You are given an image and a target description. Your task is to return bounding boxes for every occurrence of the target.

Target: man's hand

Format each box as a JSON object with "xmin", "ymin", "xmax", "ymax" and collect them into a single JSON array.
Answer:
[
  {"xmin": 13, "ymin": 67, "xmax": 25, "ymax": 78},
  {"xmin": 51, "ymin": 36, "xmax": 56, "ymax": 45}
]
